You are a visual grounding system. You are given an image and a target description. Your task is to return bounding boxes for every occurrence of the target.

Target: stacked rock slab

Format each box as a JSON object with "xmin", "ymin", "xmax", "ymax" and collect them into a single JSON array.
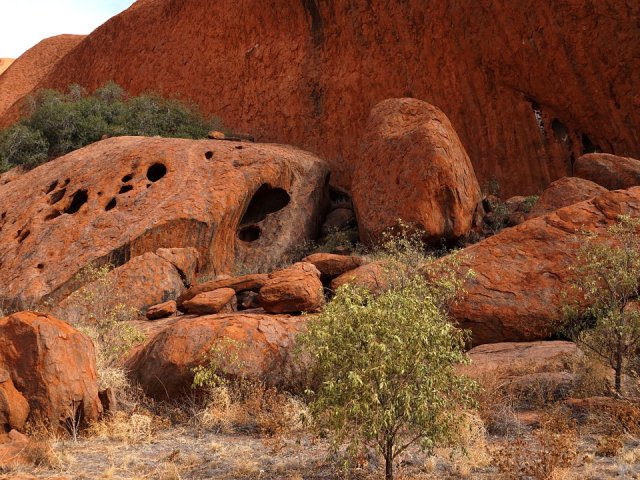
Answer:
[
  {"xmin": 352, "ymin": 98, "xmax": 482, "ymax": 245},
  {"xmin": 446, "ymin": 187, "xmax": 640, "ymax": 345},
  {"xmin": 574, "ymin": 153, "xmax": 640, "ymax": 190},
  {"xmin": 527, "ymin": 177, "xmax": 608, "ymax": 219},
  {"xmin": 0, "ymin": 136, "xmax": 329, "ymax": 308}
]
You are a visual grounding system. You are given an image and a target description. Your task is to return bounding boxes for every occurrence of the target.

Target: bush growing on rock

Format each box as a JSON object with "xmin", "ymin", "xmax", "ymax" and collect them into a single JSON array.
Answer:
[
  {"xmin": 0, "ymin": 81, "xmax": 222, "ymax": 172},
  {"xmin": 563, "ymin": 214, "xmax": 640, "ymax": 394},
  {"xmin": 298, "ymin": 271, "xmax": 477, "ymax": 480}
]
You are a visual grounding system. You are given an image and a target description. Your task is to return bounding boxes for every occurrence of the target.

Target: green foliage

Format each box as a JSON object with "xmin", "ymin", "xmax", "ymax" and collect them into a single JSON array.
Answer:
[
  {"xmin": 521, "ymin": 195, "xmax": 539, "ymax": 214},
  {"xmin": 192, "ymin": 338, "xmax": 246, "ymax": 392},
  {"xmin": 563, "ymin": 215, "xmax": 640, "ymax": 393},
  {"xmin": 0, "ymin": 82, "xmax": 222, "ymax": 172},
  {"xmin": 68, "ymin": 263, "xmax": 145, "ymax": 390},
  {"xmin": 298, "ymin": 269, "xmax": 477, "ymax": 479}
]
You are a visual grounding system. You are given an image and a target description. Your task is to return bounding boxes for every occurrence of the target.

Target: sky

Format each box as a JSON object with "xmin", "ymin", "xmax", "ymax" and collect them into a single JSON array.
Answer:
[{"xmin": 0, "ymin": 0, "xmax": 136, "ymax": 58}]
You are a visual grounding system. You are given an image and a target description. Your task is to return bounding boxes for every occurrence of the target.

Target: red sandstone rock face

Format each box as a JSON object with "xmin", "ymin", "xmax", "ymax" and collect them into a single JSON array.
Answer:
[
  {"xmin": 0, "ymin": 35, "xmax": 84, "ymax": 119},
  {"xmin": 7, "ymin": 1, "xmax": 638, "ymax": 197},
  {"xmin": 353, "ymin": 98, "xmax": 482, "ymax": 244},
  {"xmin": 574, "ymin": 153, "xmax": 640, "ymax": 191},
  {"xmin": 182, "ymin": 288, "xmax": 236, "ymax": 315},
  {"xmin": 0, "ymin": 368, "xmax": 30, "ymax": 432},
  {"xmin": 302, "ymin": 253, "xmax": 365, "ymax": 279},
  {"xmin": 146, "ymin": 300, "xmax": 177, "ymax": 320},
  {"xmin": 0, "ymin": 58, "xmax": 13, "ymax": 76},
  {"xmin": 448, "ymin": 187, "xmax": 640, "ymax": 345},
  {"xmin": 527, "ymin": 177, "xmax": 607, "ymax": 219},
  {"xmin": 0, "ymin": 312, "xmax": 102, "ymax": 426},
  {"xmin": 126, "ymin": 313, "xmax": 304, "ymax": 398},
  {"xmin": 258, "ymin": 262, "xmax": 325, "ymax": 314},
  {"xmin": 0, "ymin": 137, "xmax": 328, "ymax": 308}
]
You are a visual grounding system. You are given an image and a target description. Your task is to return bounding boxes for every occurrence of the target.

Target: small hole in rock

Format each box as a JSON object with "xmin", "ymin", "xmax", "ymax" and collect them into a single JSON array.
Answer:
[
  {"xmin": 64, "ymin": 178, "xmax": 70, "ymax": 185},
  {"xmin": 146, "ymin": 184, "xmax": 151, "ymax": 188},
  {"xmin": 45, "ymin": 180, "xmax": 58, "ymax": 194},
  {"xmin": 37, "ymin": 263, "xmax": 44, "ymax": 270},
  {"xmin": 105, "ymin": 198, "xmax": 117, "ymax": 211},
  {"xmin": 45, "ymin": 210, "xmax": 61, "ymax": 221},
  {"xmin": 205, "ymin": 151, "xmax": 213, "ymax": 160},
  {"xmin": 551, "ymin": 119, "xmax": 568, "ymax": 142},
  {"xmin": 119, "ymin": 185, "xmax": 133, "ymax": 194},
  {"xmin": 122, "ymin": 174, "xmax": 133, "ymax": 182},
  {"xmin": 238, "ymin": 225, "xmax": 261, "ymax": 242},
  {"xmin": 17, "ymin": 229, "xmax": 30, "ymax": 243},
  {"xmin": 64, "ymin": 190, "xmax": 88, "ymax": 214},
  {"xmin": 146, "ymin": 163, "xmax": 167, "ymax": 182},
  {"xmin": 235, "ymin": 145, "xmax": 243, "ymax": 150},
  {"xmin": 581, "ymin": 133, "xmax": 600, "ymax": 154},
  {"xmin": 48, "ymin": 188, "xmax": 66, "ymax": 205}
]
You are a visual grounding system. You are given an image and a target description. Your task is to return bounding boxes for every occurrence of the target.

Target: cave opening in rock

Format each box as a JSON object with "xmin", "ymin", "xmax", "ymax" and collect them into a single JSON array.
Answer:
[
  {"xmin": 119, "ymin": 185, "xmax": 133, "ymax": 194},
  {"xmin": 105, "ymin": 198, "xmax": 117, "ymax": 211},
  {"xmin": 146, "ymin": 163, "xmax": 167, "ymax": 182},
  {"xmin": 238, "ymin": 225, "xmax": 261, "ymax": 242},
  {"xmin": 45, "ymin": 180, "xmax": 58, "ymax": 194},
  {"xmin": 551, "ymin": 119, "xmax": 568, "ymax": 142},
  {"xmin": 205, "ymin": 151, "xmax": 213, "ymax": 160},
  {"xmin": 48, "ymin": 188, "xmax": 66, "ymax": 205},
  {"xmin": 581, "ymin": 134, "xmax": 600, "ymax": 154},
  {"xmin": 121, "ymin": 173, "xmax": 133, "ymax": 183},
  {"xmin": 64, "ymin": 189, "xmax": 88, "ymax": 214},
  {"xmin": 239, "ymin": 184, "xmax": 291, "ymax": 226}
]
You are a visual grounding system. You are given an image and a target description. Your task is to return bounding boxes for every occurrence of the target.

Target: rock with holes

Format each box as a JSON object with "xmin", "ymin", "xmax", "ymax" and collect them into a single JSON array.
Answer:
[
  {"xmin": 258, "ymin": 262, "xmax": 324, "ymax": 313},
  {"xmin": 527, "ymin": 177, "xmax": 608, "ymax": 219},
  {"xmin": 0, "ymin": 312, "xmax": 102, "ymax": 426},
  {"xmin": 54, "ymin": 249, "xmax": 196, "ymax": 320},
  {"xmin": 330, "ymin": 261, "xmax": 390, "ymax": 294},
  {"xmin": 444, "ymin": 187, "xmax": 640, "ymax": 345},
  {"xmin": 352, "ymin": 98, "xmax": 483, "ymax": 244},
  {"xmin": 574, "ymin": 153, "xmax": 640, "ymax": 190},
  {"xmin": 181, "ymin": 288, "xmax": 236, "ymax": 315},
  {"xmin": 0, "ymin": 368, "xmax": 30, "ymax": 432},
  {"xmin": 125, "ymin": 313, "xmax": 304, "ymax": 398},
  {"xmin": 146, "ymin": 300, "xmax": 177, "ymax": 320},
  {"xmin": 0, "ymin": 136, "xmax": 328, "ymax": 308},
  {"xmin": 302, "ymin": 252, "xmax": 366, "ymax": 280}
]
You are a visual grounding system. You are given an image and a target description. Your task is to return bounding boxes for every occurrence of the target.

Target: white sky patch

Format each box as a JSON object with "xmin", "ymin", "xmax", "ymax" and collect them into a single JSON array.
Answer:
[{"xmin": 0, "ymin": 0, "xmax": 135, "ymax": 58}]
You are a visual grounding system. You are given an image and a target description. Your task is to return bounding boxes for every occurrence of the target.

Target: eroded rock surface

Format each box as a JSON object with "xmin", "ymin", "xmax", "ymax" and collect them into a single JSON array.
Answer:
[
  {"xmin": 258, "ymin": 262, "xmax": 324, "ymax": 314},
  {"xmin": 353, "ymin": 98, "xmax": 482, "ymax": 244},
  {"xmin": 0, "ymin": 136, "xmax": 328, "ymax": 307},
  {"xmin": 574, "ymin": 153, "xmax": 640, "ymax": 190},
  {"xmin": 527, "ymin": 177, "xmax": 607, "ymax": 219}
]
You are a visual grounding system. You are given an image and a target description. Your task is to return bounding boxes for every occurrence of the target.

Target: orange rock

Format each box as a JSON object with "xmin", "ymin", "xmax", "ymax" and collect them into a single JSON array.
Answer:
[
  {"xmin": 353, "ymin": 98, "xmax": 482, "ymax": 244},
  {"xmin": 302, "ymin": 252, "xmax": 365, "ymax": 279},
  {"xmin": 447, "ymin": 187, "xmax": 640, "ymax": 345},
  {"xmin": 9, "ymin": 1, "xmax": 638, "ymax": 198},
  {"xmin": 178, "ymin": 273, "xmax": 269, "ymax": 307},
  {"xmin": 208, "ymin": 131, "xmax": 226, "ymax": 140},
  {"xmin": 0, "ymin": 35, "xmax": 84, "ymax": 119},
  {"xmin": 0, "ymin": 312, "xmax": 102, "ymax": 426},
  {"xmin": 0, "ymin": 137, "xmax": 328, "ymax": 308},
  {"xmin": 0, "ymin": 367, "xmax": 29, "ymax": 432},
  {"xmin": 258, "ymin": 262, "xmax": 324, "ymax": 314},
  {"xmin": 146, "ymin": 300, "xmax": 177, "ymax": 320},
  {"xmin": 0, "ymin": 58, "xmax": 13, "ymax": 76},
  {"xmin": 181, "ymin": 288, "xmax": 236, "ymax": 315},
  {"xmin": 330, "ymin": 262, "xmax": 389, "ymax": 294},
  {"xmin": 126, "ymin": 313, "xmax": 304, "ymax": 398},
  {"xmin": 574, "ymin": 153, "xmax": 640, "ymax": 190},
  {"xmin": 527, "ymin": 177, "xmax": 607, "ymax": 219}
]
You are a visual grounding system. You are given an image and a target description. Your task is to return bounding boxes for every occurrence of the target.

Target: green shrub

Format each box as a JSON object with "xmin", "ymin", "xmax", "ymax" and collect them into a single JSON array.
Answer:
[
  {"xmin": 0, "ymin": 82, "xmax": 223, "ymax": 172},
  {"xmin": 297, "ymin": 269, "xmax": 477, "ymax": 480}
]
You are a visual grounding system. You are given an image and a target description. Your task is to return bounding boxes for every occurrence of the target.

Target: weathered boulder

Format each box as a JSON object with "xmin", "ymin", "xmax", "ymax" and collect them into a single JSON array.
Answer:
[
  {"xmin": 447, "ymin": 187, "xmax": 640, "ymax": 345},
  {"xmin": 182, "ymin": 288, "xmax": 236, "ymax": 315},
  {"xmin": 178, "ymin": 273, "xmax": 269, "ymax": 307},
  {"xmin": 55, "ymin": 249, "xmax": 197, "ymax": 320},
  {"xmin": 0, "ymin": 312, "xmax": 102, "ymax": 426},
  {"xmin": 302, "ymin": 253, "xmax": 366, "ymax": 279},
  {"xmin": 12, "ymin": 1, "xmax": 639, "ymax": 198},
  {"xmin": 258, "ymin": 262, "xmax": 324, "ymax": 314},
  {"xmin": 528, "ymin": 177, "xmax": 608, "ymax": 218},
  {"xmin": 0, "ymin": 368, "xmax": 29, "ymax": 432},
  {"xmin": 146, "ymin": 300, "xmax": 177, "ymax": 320},
  {"xmin": 353, "ymin": 98, "xmax": 482, "ymax": 244},
  {"xmin": 126, "ymin": 313, "xmax": 304, "ymax": 398},
  {"xmin": 330, "ymin": 261, "xmax": 389, "ymax": 294},
  {"xmin": 321, "ymin": 208, "xmax": 356, "ymax": 237},
  {"xmin": 0, "ymin": 136, "xmax": 329, "ymax": 308},
  {"xmin": 574, "ymin": 153, "xmax": 640, "ymax": 190},
  {"xmin": 461, "ymin": 341, "xmax": 583, "ymax": 402}
]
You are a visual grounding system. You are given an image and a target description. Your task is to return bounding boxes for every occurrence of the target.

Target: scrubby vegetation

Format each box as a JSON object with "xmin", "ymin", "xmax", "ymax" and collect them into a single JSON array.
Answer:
[{"xmin": 0, "ymin": 82, "xmax": 222, "ymax": 172}]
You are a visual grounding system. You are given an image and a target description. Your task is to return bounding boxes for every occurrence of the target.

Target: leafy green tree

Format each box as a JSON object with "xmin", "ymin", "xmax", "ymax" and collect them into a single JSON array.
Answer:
[
  {"xmin": 0, "ymin": 124, "xmax": 48, "ymax": 170},
  {"xmin": 298, "ymin": 268, "xmax": 476, "ymax": 480},
  {"xmin": 563, "ymin": 215, "xmax": 640, "ymax": 393}
]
